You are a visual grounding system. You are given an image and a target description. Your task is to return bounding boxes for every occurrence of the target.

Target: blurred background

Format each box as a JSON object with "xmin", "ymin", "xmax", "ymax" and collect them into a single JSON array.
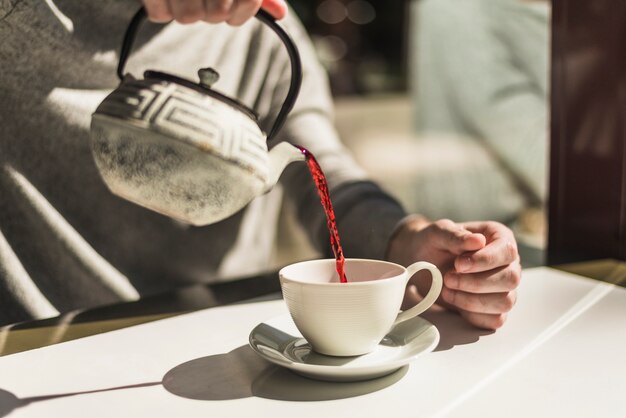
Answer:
[
  {"xmin": 291, "ymin": 0, "xmax": 407, "ymax": 95},
  {"xmin": 278, "ymin": 0, "xmax": 550, "ymax": 265}
]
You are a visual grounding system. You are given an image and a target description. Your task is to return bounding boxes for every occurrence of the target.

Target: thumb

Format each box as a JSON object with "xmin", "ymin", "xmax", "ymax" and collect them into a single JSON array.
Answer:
[
  {"xmin": 433, "ymin": 226, "xmax": 486, "ymax": 255},
  {"xmin": 452, "ymin": 232, "xmax": 486, "ymax": 254},
  {"xmin": 261, "ymin": 0, "xmax": 288, "ymax": 19}
]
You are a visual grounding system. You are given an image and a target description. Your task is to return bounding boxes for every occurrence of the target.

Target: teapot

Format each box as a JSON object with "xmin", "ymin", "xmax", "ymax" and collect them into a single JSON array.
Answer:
[{"xmin": 90, "ymin": 7, "xmax": 305, "ymax": 226}]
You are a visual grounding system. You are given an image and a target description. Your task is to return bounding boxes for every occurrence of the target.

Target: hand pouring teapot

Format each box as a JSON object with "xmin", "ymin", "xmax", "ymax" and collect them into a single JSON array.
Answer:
[{"xmin": 90, "ymin": 8, "xmax": 305, "ymax": 226}]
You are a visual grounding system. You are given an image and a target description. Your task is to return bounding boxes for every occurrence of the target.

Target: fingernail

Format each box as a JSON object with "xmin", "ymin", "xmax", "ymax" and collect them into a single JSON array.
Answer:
[
  {"xmin": 445, "ymin": 273, "xmax": 459, "ymax": 288},
  {"xmin": 458, "ymin": 256, "xmax": 473, "ymax": 272}
]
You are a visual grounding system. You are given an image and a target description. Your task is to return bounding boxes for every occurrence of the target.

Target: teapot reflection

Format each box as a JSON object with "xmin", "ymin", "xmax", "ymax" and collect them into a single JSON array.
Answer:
[{"xmin": 90, "ymin": 7, "xmax": 305, "ymax": 226}]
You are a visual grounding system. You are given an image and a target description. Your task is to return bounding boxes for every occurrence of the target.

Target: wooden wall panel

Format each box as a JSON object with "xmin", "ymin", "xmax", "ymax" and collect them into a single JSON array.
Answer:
[{"xmin": 548, "ymin": 0, "xmax": 626, "ymax": 264}]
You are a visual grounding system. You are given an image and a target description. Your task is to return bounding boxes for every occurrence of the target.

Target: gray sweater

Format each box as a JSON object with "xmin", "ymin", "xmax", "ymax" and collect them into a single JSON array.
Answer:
[{"xmin": 0, "ymin": 1, "xmax": 405, "ymax": 326}]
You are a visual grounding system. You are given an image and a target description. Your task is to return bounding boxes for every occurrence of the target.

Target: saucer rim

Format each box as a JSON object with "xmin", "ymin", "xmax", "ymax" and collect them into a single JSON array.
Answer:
[{"xmin": 248, "ymin": 314, "xmax": 440, "ymax": 378}]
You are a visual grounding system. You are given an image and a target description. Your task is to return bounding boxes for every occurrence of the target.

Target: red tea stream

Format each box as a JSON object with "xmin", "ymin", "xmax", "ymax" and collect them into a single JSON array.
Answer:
[{"xmin": 297, "ymin": 147, "xmax": 348, "ymax": 283}]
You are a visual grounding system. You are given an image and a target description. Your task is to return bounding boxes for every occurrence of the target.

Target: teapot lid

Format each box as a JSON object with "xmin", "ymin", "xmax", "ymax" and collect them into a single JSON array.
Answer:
[
  {"xmin": 144, "ymin": 70, "xmax": 258, "ymax": 122},
  {"xmin": 118, "ymin": 7, "xmax": 302, "ymax": 141}
]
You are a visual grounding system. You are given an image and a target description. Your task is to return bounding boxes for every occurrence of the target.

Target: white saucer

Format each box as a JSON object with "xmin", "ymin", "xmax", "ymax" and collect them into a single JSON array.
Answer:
[{"xmin": 249, "ymin": 314, "xmax": 440, "ymax": 382}]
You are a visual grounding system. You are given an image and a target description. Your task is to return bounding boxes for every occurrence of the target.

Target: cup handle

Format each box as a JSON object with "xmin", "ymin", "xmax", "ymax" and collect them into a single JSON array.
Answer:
[{"xmin": 393, "ymin": 261, "xmax": 443, "ymax": 326}]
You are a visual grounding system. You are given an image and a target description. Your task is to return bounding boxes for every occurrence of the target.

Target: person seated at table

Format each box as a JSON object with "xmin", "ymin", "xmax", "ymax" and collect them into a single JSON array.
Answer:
[{"xmin": 0, "ymin": 0, "xmax": 520, "ymax": 330}]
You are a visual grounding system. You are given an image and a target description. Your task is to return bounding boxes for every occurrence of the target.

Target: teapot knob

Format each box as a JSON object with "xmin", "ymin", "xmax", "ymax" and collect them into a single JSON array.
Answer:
[{"xmin": 198, "ymin": 67, "xmax": 220, "ymax": 88}]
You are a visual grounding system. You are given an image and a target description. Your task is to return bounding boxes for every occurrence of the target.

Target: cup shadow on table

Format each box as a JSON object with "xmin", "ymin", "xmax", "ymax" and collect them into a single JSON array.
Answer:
[
  {"xmin": 162, "ymin": 345, "xmax": 407, "ymax": 402},
  {"xmin": 0, "ymin": 345, "xmax": 405, "ymax": 416},
  {"xmin": 0, "ymin": 311, "xmax": 488, "ymax": 415},
  {"xmin": 420, "ymin": 309, "xmax": 493, "ymax": 352},
  {"xmin": 0, "ymin": 346, "xmax": 405, "ymax": 418},
  {"xmin": 160, "ymin": 308, "xmax": 492, "ymax": 402}
]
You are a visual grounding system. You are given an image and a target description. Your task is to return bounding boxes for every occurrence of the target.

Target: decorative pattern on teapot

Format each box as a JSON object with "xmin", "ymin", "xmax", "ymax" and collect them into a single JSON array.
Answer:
[{"xmin": 96, "ymin": 78, "xmax": 269, "ymax": 179}]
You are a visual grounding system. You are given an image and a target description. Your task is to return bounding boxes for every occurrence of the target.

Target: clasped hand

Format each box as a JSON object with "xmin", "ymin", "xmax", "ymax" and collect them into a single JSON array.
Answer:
[{"xmin": 387, "ymin": 216, "xmax": 521, "ymax": 330}]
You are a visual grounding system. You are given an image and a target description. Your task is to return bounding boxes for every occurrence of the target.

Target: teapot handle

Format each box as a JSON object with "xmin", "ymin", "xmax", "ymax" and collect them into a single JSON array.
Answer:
[{"xmin": 116, "ymin": 7, "xmax": 302, "ymax": 141}]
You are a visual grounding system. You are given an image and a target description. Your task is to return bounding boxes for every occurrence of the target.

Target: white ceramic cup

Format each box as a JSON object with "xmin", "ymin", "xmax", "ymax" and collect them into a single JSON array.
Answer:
[{"xmin": 279, "ymin": 258, "xmax": 443, "ymax": 357}]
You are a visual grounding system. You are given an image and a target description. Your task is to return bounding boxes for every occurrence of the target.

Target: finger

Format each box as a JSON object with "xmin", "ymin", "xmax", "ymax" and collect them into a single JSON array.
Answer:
[
  {"xmin": 169, "ymin": 0, "xmax": 206, "ymax": 23},
  {"xmin": 441, "ymin": 287, "xmax": 517, "ymax": 314},
  {"xmin": 143, "ymin": 0, "xmax": 173, "ymax": 22},
  {"xmin": 261, "ymin": 0, "xmax": 287, "ymax": 19},
  {"xmin": 461, "ymin": 220, "xmax": 512, "ymax": 240},
  {"xmin": 204, "ymin": 0, "xmax": 235, "ymax": 23},
  {"xmin": 444, "ymin": 263, "xmax": 521, "ymax": 293},
  {"xmin": 455, "ymin": 239, "xmax": 518, "ymax": 273},
  {"xmin": 460, "ymin": 310, "xmax": 508, "ymax": 330},
  {"xmin": 454, "ymin": 223, "xmax": 518, "ymax": 273},
  {"xmin": 428, "ymin": 219, "xmax": 486, "ymax": 255},
  {"xmin": 460, "ymin": 221, "xmax": 516, "ymax": 249},
  {"xmin": 227, "ymin": 0, "xmax": 262, "ymax": 25}
]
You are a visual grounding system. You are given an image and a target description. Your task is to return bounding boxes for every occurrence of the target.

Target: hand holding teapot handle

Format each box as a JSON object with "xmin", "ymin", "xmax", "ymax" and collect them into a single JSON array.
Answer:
[{"xmin": 142, "ymin": 0, "xmax": 288, "ymax": 25}]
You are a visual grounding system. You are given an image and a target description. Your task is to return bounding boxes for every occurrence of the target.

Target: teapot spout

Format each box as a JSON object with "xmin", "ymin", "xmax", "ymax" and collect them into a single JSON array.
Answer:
[{"xmin": 266, "ymin": 142, "xmax": 306, "ymax": 191}]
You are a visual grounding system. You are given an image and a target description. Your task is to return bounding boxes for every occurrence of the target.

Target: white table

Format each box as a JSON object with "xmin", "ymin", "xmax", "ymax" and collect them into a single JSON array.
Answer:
[{"xmin": 1, "ymin": 267, "xmax": 625, "ymax": 418}]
